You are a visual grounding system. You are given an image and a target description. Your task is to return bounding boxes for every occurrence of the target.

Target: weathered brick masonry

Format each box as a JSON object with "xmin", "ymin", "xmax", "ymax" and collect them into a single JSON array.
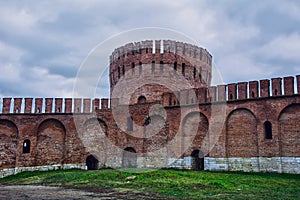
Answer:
[{"xmin": 0, "ymin": 40, "xmax": 299, "ymax": 178}]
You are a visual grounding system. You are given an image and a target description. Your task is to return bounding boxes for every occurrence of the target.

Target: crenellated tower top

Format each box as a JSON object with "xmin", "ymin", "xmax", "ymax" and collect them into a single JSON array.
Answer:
[{"xmin": 109, "ymin": 40, "xmax": 212, "ymax": 105}]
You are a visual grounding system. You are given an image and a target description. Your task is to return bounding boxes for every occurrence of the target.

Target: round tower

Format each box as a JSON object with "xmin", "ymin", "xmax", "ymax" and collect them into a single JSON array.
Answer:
[{"xmin": 109, "ymin": 40, "xmax": 212, "ymax": 105}]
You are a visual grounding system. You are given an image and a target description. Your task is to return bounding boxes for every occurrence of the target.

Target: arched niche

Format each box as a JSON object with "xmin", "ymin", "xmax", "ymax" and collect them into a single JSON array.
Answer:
[
  {"xmin": 279, "ymin": 104, "xmax": 300, "ymax": 157},
  {"xmin": 0, "ymin": 119, "xmax": 18, "ymax": 169},
  {"xmin": 226, "ymin": 108, "xmax": 258, "ymax": 157},
  {"xmin": 36, "ymin": 119, "xmax": 66, "ymax": 166}
]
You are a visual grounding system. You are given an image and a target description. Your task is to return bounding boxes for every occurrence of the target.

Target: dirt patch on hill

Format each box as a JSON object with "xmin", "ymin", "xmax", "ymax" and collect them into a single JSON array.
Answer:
[{"xmin": 0, "ymin": 185, "xmax": 176, "ymax": 200}]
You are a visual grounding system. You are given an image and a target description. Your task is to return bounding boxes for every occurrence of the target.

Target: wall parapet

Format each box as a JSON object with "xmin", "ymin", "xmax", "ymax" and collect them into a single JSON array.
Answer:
[
  {"xmin": 162, "ymin": 75, "xmax": 300, "ymax": 106},
  {"xmin": 1, "ymin": 75, "xmax": 299, "ymax": 113},
  {"xmin": 0, "ymin": 98, "xmax": 116, "ymax": 114}
]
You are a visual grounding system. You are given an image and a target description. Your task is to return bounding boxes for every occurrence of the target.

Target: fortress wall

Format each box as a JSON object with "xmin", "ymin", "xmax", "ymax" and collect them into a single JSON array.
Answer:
[{"xmin": 0, "ymin": 93, "xmax": 300, "ymax": 176}]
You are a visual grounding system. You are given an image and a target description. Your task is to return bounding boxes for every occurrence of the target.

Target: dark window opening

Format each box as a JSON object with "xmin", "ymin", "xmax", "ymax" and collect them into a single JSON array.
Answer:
[
  {"xmin": 151, "ymin": 61, "xmax": 155, "ymax": 74},
  {"xmin": 37, "ymin": 108, "xmax": 41, "ymax": 113},
  {"xmin": 264, "ymin": 121, "xmax": 272, "ymax": 139},
  {"xmin": 143, "ymin": 117, "xmax": 151, "ymax": 126},
  {"xmin": 23, "ymin": 139, "xmax": 31, "ymax": 154},
  {"xmin": 118, "ymin": 67, "xmax": 120, "ymax": 78},
  {"xmin": 193, "ymin": 66, "xmax": 196, "ymax": 79},
  {"xmin": 137, "ymin": 96, "xmax": 146, "ymax": 104},
  {"xmin": 122, "ymin": 65, "xmax": 125, "ymax": 75},
  {"xmin": 146, "ymin": 48, "xmax": 148, "ymax": 54},
  {"xmin": 230, "ymin": 94, "xmax": 233, "ymax": 100},
  {"xmin": 173, "ymin": 100, "xmax": 176, "ymax": 105},
  {"xmin": 251, "ymin": 91, "xmax": 255, "ymax": 98},
  {"xmin": 274, "ymin": 89, "xmax": 278, "ymax": 96},
  {"xmin": 131, "ymin": 63, "xmax": 135, "ymax": 75},
  {"xmin": 191, "ymin": 150, "xmax": 204, "ymax": 170},
  {"xmin": 182, "ymin": 63, "xmax": 185, "ymax": 76},
  {"xmin": 86, "ymin": 155, "xmax": 99, "ymax": 170},
  {"xmin": 174, "ymin": 62, "xmax": 177, "ymax": 71},
  {"xmin": 57, "ymin": 108, "xmax": 61, "ymax": 112},
  {"xmin": 139, "ymin": 62, "xmax": 142, "ymax": 75},
  {"xmin": 160, "ymin": 61, "xmax": 164, "ymax": 73},
  {"xmin": 132, "ymin": 50, "xmax": 135, "ymax": 55},
  {"xmin": 139, "ymin": 48, "xmax": 142, "ymax": 54},
  {"xmin": 127, "ymin": 116, "xmax": 133, "ymax": 131}
]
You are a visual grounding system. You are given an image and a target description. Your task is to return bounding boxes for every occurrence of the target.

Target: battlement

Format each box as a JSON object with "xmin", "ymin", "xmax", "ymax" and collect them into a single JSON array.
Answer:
[
  {"xmin": 1, "ymin": 75, "xmax": 299, "ymax": 114},
  {"xmin": 162, "ymin": 75, "xmax": 300, "ymax": 106},
  {"xmin": 109, "ymin": 40, "xmax": 212, "ymax": 64},
  {"xmin": 0, "ymin": 98, "xmax": 113, "ymax": 114},
  {"xmin": 109, "ymin": 40, "xmax": 213, "ymax": 100}
]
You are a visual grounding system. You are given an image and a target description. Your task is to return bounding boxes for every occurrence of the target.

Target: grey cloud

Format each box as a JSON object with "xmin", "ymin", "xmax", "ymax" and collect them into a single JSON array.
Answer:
[{"xmin": 0, "ymin": 0, "xmax": 300, "ymax": 97}]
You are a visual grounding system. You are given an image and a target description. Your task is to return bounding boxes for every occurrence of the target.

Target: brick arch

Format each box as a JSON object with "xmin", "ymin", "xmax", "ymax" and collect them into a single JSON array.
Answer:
[
  {"xmin": 181, "ymin": 112, "xmax": 209, "ymax": 156},
  {"xmin": 278, "ymin": 104, "xmax": 300, "ymax": 157},
  {"xmin": 0, "ymin": 119, "xmax": 18, "ymax": 169},
  {"xmin": 83, "ymin": 118, "xmax": 108, "ymax": 136},
  {"xmin": 81, "ymin": 118, "xmax": 108, "ymax": 166},
  {"xmin": 36, "ymin": 119, "xmax": 66, "ymax": 166},
  {"xmin": 226, "ymin": 108, "xmax": 258, "ymax": 157}
]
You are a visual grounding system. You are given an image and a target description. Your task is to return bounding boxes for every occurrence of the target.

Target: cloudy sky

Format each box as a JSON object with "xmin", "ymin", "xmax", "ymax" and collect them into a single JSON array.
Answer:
[{"xmin": 0, "ymin": 0, "xmax": 300, "ymax": 98}]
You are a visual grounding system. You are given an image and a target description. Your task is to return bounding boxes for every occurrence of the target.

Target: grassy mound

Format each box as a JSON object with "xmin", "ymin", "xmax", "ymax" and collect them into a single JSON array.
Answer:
[{"xmin": 1, "ymin": 168, "xmax": 299, "ymax": 199}]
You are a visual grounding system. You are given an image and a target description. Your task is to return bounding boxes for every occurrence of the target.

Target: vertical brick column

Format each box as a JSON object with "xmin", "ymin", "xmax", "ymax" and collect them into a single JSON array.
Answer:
[
  {"xmin": 2, "ymin": 98, "xmax": 11, "ymax": 114},
  {"xmin": 65, "ymin": 98, "xmax": 72, "ymax": 113},
  {"xmin": 35, "ymin": 98, "xmax": 43, "ymax": 113},
  {"xmin": 55, "ymin": 98, "xmax": 63, "ymax": 113},
  {"xmin": 197, "ymin": 88, "xmax": 207, "ymax": 103},
  {"xmin": 93, "ymin": 98, "xmax": 100, "ymax": 111},
  {"xmin": 14, "ymin": 98, "xmax": 22, "ymax": 113},
  {"xmin": 283, "ymin": 76, "xmax": 294, "ymax": 95},
  {"xmin": 101, "ymin": 98, "xmax": 109, "ymax": 109},
  {"xmin": 249, "ymin": 81, "xmax": 258, "ymax": 98},
  {"xmin": 238, "ymin": 82, "xmax": 248, "ymax": 99},
  {"xmin": 227, "ymin": 83, "xmax": 237, "ymax": 100},
  {"xmin": 83, "ymin": 99, "xmax": 91, "ymax": 113},
  {"xmin": 296, "ymin": 75, "xmax": 300, "ymax": 94},
  {"xmin": 74, "ymin": 98, "xmax": 82, "ymax": 113},
  {"xmin": 24, "ymin": 98, "xmax": 33, "ymax": 114},
  {"xmin": 45, "ymin": 98, "xmax": 53, "ymax": 113},
  {"xmin": 271, "ymin": 78, "xmax": 282, "ymax": 96},
  {"xmin": 260, "ymin": 79, "xmax": 270, "ymax": 97},
  {"xmin": 209, "ymin": 86, "xmax": 217, "ymax": 102},
  {"xmin": 217, "ymin": 85, "xmax": 226, "ymax": 101}
]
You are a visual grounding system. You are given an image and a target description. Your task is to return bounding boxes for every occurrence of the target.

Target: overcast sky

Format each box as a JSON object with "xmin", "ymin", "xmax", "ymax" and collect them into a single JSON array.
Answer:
[{"xmin": 0, "ymin": 0, "xmax": 300, "ymax": 98}]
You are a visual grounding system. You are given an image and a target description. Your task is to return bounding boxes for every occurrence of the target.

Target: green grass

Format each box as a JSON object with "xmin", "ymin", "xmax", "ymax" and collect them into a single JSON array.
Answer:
[{"xmin": 1, "ymin": 168, "xmax": 299, "ymax": 199}]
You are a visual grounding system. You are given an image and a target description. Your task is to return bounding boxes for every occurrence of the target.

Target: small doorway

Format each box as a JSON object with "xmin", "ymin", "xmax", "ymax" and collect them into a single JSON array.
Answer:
[
  {"xmin": 86, "ymin": 155, "xmax": 99, "ymax": 170},
  {"xmin": 122, "ymin": 147, "xmax": 137, "ymax": 168},
  {"xmin": 191, "ymin": 150, "xmax": 204, "ymax": 170}
]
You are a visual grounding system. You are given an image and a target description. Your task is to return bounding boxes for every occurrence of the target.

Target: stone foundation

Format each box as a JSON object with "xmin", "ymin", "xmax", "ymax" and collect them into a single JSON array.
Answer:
[{"xmin": 0, "ymin": 164, "xmax": 86, "ymax": 178}]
